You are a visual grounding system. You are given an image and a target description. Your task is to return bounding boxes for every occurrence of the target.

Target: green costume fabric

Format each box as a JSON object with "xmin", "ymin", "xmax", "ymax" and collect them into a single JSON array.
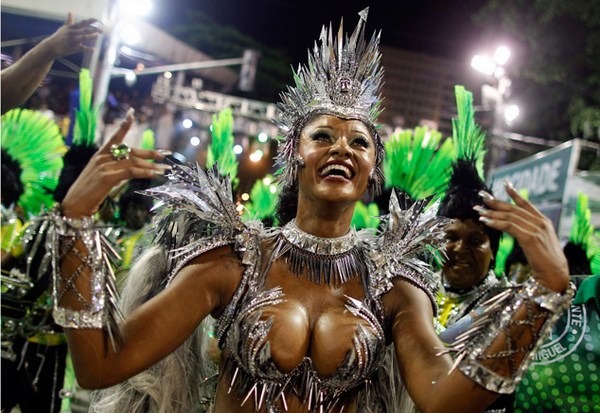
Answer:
[{"xmin": 514, "ymin": 274, "xmax": 600, "ymax": 413}]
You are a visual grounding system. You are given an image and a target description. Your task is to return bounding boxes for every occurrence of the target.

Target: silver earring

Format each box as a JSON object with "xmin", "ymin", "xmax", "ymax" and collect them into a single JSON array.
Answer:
[{"xmin": 295, "ymin": 155, "xmax": 306, "ymax": 168}]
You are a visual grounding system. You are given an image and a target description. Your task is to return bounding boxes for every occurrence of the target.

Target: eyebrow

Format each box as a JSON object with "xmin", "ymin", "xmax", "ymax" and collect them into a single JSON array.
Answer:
[{"xmin": 308, "ymin": 124, "xmax": 371, "ymax": 138}]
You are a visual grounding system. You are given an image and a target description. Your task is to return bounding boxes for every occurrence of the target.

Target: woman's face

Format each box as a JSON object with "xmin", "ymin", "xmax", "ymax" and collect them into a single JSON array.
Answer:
[
  {"xmin": 297, "ymin": 115, "xmax": 376, "ymax": 205},
  {"xmin": 442, "ymin": 218, "xmax": 493, "ymax": 290}
]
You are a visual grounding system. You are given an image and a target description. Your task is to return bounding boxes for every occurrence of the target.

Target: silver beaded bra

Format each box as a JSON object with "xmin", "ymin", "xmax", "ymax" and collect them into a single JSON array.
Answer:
[{"xmin": 144, "ymin": 163, "xmax": 449, "ymax": 412}]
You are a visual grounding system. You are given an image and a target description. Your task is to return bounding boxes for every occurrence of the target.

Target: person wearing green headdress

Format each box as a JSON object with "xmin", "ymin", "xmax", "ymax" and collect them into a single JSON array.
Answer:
[
  {"xmin": 1, "ymin": 108, "xmax": 67, "ymax": 413},
  {"xmin": 1, "ymin": 68, "xmax": 116, "ymax": 413},
  {"xmin": 435, "ymin": 85, "xmax": 506, "ymax": 331},
  {"xmin": 435, "ymin": 86, "xmax": 514, "ymax": 413}
]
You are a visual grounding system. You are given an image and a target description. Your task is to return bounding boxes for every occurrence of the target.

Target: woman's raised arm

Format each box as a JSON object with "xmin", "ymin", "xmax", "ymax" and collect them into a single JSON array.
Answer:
[
  {"xmin": 55, "ymin": 114, "xmax": 242, "ymax": 388},
  {"xmin": 386, "ymin": 181, "xmax": 573, "ymax": 413}
]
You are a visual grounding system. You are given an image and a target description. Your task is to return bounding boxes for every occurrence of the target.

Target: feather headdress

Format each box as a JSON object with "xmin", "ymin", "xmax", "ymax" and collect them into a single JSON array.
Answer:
[
  {"xmin": 439, "ymin": 85, "xmax": 501, "ymax": 254},
  {"xmin": 206, "ymin": 108, "xmax": 238, "ymax": 188},
  {"xmin": 1, "ymin": 108, "xmax": 66, "ymax": 216},
  {"xmin": 274, "ymin": 8, "xmax": 385, "ymax": 195},
  {"xmin": 384, "ymin": 126, "xmax": 454, "ymax": 202},
  {"xmin": 54, "ymin": 68, "xmax": 101, "ymax": 202},
  {"xmin": 564, "ymin": 192, "xmax": 594, "ymax": 275}
]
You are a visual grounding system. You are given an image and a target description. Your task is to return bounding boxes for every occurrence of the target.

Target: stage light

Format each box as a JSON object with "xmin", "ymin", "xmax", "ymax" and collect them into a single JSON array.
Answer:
[
  {"xmin": 258, "ymin": 132, "xmax": 269, "ymax": 143},
  {"xmin": 249, "ymin": 150, "xmax": 263, "ymax": 163},
  {"xmin": 120, "ymin": 25, "xmax": 141, "ymax": 45},
  {"xmin": 493, "ymin": 46, "xmax": 511, "ymax": 66},
  {"xmin": 471, "ymin": 54, "xmax": 495, "ymax": 76},
  {"xmin": 119, "ymin": 0, "xmax": 152, "ymax": 17},
  {"xmin": 504, "ymin": 104, "xmax": 520, "ymax": 123}
]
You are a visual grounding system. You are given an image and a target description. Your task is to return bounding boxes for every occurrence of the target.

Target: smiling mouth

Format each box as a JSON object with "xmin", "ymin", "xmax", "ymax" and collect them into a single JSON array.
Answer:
[
  {"xmin": 318, "ymin": 164, "xmax": 354, "ymax": 180},
  {"xmin": 451, "ymin": 259, "xmax": 473, "ymax": 268}
]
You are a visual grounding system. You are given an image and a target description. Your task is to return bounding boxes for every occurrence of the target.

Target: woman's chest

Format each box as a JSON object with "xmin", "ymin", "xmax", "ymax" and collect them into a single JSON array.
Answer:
[{"xmin": 227, "ymin": 259, "xmax": 385, "ymax": 378}]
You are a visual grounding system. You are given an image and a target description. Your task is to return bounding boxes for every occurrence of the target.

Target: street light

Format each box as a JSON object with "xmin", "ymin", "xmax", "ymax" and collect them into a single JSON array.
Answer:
[
  {"xmin": 471, "ymin": 45, "xmax": 520, "ymax": 169},
  {"xmin": 504, "ymin": 104, "xmax": 520, "ymax": 124}
]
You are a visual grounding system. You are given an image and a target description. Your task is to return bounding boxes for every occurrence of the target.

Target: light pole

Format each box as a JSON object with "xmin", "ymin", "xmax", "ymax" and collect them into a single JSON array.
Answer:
[
  {"xmin": 471, "ymin": 46, "xmax": 520, "ymax": 170},
  {"xmin": 93, "ymin": 0, "xmax": 152, "ymax": 109}
]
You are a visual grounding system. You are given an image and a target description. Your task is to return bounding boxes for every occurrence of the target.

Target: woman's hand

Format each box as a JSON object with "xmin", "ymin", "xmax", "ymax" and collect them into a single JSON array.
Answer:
[
  {"xmin": 43, "ymin": 12, "xmax": 102, "ymax": 59},
  {"xmin": 61, "ymin": 112, "xmax": 171, "ymax": 218},
  {"xmin": 476, "ymin": 180, "xmax": 569, "ymax": 293}
]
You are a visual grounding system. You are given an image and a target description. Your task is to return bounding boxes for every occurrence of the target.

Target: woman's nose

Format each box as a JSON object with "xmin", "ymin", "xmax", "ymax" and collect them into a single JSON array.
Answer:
[{"xmin": 330, "ymin": 137, "xmax": 351, "ymax": 157}]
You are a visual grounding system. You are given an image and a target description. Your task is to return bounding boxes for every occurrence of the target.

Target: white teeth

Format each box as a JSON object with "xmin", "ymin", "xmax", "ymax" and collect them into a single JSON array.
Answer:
[{"xmin": 320, "ymin": 164, "xmax": 352, "ymax": 179}]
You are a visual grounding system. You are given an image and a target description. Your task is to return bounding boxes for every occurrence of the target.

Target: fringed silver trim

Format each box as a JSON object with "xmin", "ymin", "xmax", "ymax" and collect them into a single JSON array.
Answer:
[
  {"xmin": 438, "ymin": 278, "xmax": 575, "ymax": 394},
  {"xmin": 273, "ymin": 219, "xmax": 368, "ymax": 285},
  {"xmin": 49, "ymin": 207, "xmax": 123, "ymax": 350}
]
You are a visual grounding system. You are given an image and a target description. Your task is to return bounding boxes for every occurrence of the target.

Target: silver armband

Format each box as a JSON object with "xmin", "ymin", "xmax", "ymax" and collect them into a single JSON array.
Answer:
[
  {"xmin": 49, "ymin": 207, "xmax": 123, "ymax": 346},
  {"xmin": 439, "ymin": 277, "xmax": 575, "ymax": 394}
]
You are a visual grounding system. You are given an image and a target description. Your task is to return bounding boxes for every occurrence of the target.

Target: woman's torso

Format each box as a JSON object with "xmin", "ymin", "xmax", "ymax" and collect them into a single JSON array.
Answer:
[{"xmin": 213, "ymin": 238, "xmax": 388, "ymax": 413}]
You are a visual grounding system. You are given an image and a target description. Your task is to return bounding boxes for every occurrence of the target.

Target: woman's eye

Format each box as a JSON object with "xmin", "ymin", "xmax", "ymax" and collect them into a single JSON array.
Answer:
[
  {"xmin": 311, "ymin": 132, "xmax": 331, "ymax": 142},
  {"xmin": 351, "ymin": 137, "xmax": 370, "ymax": 148}
]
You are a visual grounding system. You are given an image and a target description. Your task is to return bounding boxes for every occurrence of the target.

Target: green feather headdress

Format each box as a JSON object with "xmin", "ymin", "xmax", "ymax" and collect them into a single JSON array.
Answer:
[
  {"xmin": 206, "ymin": 108, "xmax": 238, "ymax": 187},
  {"xmin": 569, "ymin": 193, "xmax": 593, "ymax": 249},
  {"xmin": 243, "ymin": 174, "xmax": 279, "ymax": 224},
  {"xmin": 141, "ymin": 129, "xmax": 155, "ymax": 151},
  {"xmin": 589, "ymin": 230, "xmax": 600, "ymax": 276},
  {"xmin": 440, "ymin": 85, "xmax": 502, "ymax": 265},
  {"xmin": 563, "ymin": 192, "xmax": 595, "ymax": 275},
  {"xmin": 1, "ymin": 109, "xmax": 66, "ymax": 217},
  {"xmin": 383, "ymin": 126, "xmax": 453, "ymax": 201},
  {"xmin": 351, "ymin": 201, "xmax": 380, "ymax": 230},
  {"xmin": 451, "ymin": 85, "xmax": 486, "ymax": 173},
  {"xmin": 73, "ymin": 68, "xmax": 101, "ymax": 147}
]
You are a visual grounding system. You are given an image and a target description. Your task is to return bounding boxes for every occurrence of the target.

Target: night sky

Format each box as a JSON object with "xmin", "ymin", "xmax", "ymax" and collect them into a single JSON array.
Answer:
[{"xmin": 147, "ymin": 0, "xmax": 491, "ymax": 64}]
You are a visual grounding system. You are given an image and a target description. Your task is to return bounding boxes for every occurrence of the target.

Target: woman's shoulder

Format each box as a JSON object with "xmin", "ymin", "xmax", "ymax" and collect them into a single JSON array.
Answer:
[{"xmin": 358, "ymin": 193, "xmax": 448, "ymax": 314}]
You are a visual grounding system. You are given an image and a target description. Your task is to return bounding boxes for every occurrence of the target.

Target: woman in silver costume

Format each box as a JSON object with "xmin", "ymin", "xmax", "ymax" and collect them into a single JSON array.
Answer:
[{"xmin": 51, "ymin": 9, "xmax": 573, "ymax": 413}]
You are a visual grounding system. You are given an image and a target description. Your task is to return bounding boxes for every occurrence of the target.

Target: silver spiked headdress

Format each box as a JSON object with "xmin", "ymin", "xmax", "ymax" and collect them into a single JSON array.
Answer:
[{"xmin": 274, "ymin": 8, "xmax": 385, "ymax": 196}]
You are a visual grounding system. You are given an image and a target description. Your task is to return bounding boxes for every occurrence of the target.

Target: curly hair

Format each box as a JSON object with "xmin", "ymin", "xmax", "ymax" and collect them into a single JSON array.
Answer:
[{"xmin": 1, "ymin": 150, "xmax": 24, "ymax": 208}]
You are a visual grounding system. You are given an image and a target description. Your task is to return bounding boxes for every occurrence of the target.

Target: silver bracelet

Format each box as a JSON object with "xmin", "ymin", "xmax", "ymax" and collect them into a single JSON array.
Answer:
[
  {"xmin": 49, "ymin": 207, "xmax": 122, "ymax": 347},
  {"xmin": 439, "ymin": 277, "xmax": 575, "ymax": 394}
]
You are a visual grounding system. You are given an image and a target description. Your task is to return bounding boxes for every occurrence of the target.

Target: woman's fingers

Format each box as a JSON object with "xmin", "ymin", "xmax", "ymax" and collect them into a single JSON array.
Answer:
[
  {"xmin": 95, "ymin": 153, "xmax": 171, "ymax": 175},
  {"xmin": 502, "ymin": 180, "xmax": 540, "ymax": 216},
  {"xmin": 130, "ymin": 147, "xmax": 170, "ymax": 162},
  {"xmin": 99, "ymin": 110, "xmax": 135, "ymax": 153},
  {"xmin": 100, "ymin": 165, "xmax": 168, "ymax": 183},
  {"xmin": 72, "ymin": 18, "xmax": 99, "ymax": 30},
  {"xmin": 476, "ymin": 182, "xmax": 570, "ymax": 292},
  {"xmin": 480, "ymin": 181, "xmax": 541, "ymax": 217},
  {"xmin": 475, "ymin": 207, "xmax": 539, "ymax": 237},
  {"xmin": 97, "ymin": 111, "xmax": 168, "ymax": 162}
]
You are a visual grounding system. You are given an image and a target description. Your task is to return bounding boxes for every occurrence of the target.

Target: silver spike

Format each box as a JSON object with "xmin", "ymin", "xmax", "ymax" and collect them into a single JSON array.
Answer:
[{"xmin": 228, "ymin": 366, "xmax": 239, "ymax": 394}]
